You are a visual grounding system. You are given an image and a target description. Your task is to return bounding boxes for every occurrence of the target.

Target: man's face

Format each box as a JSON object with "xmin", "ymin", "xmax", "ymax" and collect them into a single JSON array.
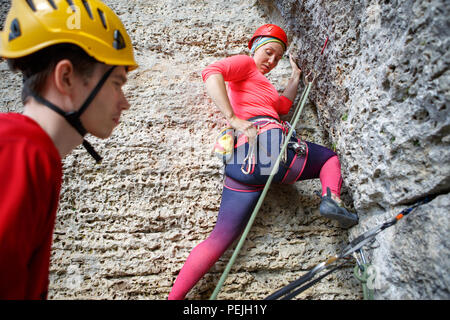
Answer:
[{"xmin": 79, "ymin": 65, "xmax": 130, "ymax": 139}]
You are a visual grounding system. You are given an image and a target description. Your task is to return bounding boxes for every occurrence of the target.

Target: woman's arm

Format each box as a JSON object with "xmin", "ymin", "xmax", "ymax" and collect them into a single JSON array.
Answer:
[
  {"xmin": 205, "ymin": 73, "xmax": 257, "ymax": 140},
  {"xmin": 282, "ymin": 55, "xmax": 302, "ymax": 101}
]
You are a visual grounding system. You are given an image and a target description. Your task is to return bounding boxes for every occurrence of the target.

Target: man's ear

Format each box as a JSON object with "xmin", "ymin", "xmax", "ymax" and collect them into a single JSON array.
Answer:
[{"xmin": 53, "ymin": 59, "xmax": 76, "ymax": 96}]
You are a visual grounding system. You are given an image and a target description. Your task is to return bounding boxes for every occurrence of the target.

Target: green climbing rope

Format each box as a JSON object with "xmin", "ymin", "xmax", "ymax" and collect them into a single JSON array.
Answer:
[{"xmin": 209, "ymin": 78, "xmax": 314, "ymax": 300}]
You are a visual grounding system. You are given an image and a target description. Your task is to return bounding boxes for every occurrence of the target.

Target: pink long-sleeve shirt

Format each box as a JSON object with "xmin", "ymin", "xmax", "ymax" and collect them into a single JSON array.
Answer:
[{"xmin": 201, "ymin": 55, "xmax": 292, "ymax": 120}]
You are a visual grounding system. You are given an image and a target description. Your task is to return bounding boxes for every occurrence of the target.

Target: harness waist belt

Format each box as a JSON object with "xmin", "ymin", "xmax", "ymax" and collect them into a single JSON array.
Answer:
[{"xmin": 235, "ymin": 117, "xmax": 286, "ymax": 148}]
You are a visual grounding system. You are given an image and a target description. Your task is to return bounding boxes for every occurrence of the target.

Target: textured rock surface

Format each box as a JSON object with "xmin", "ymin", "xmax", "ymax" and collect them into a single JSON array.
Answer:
[
  {"xmin": 1, "ymin": 0, "xmax": 448, "ymax": 300},
  {"xmin": 263, "ymin": 0, "xmax": 450, "ymax": 299}
]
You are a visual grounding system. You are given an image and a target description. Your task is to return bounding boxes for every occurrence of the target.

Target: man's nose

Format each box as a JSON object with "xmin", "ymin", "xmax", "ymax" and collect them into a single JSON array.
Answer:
[{"xmin": 120, "ymin": 90, "xmax": 130, "ymax": 110}]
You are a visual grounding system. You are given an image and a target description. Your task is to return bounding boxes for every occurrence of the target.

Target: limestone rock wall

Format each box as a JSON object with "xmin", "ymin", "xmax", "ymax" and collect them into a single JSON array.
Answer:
[
  {"xmin": 1, "ymin": 0, "xmax": 448, "ymax": 300},
  {"xmin": 262, "ymin": 0, "xmax": 450, "ymax": 299}
]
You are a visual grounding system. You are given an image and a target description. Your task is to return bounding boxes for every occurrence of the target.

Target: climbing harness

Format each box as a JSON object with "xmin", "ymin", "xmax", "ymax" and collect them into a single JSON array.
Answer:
[
  {"xmin": 214, "ymin": 115, "xmax": 305, "ymax": 175},
  {"xmin": 238, "ymin": 117, "xmax": 302, "ymax": 175},
  {"xmin": 209, "ymin": 37, "xmax": 326, "ymax": 300},
  {"xmin": 265, "ymin": 194, "xmax": 437, "ymax": 300},
  {"xmin": 290, "ymin": 140, "xmax": 307, "ymax": 156}
]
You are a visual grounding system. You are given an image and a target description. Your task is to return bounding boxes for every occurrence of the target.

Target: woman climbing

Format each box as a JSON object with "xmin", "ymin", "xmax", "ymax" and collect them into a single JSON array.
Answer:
[{"xmin": 168, "ymin": 24, "xmax": 358, "ymax": 300}]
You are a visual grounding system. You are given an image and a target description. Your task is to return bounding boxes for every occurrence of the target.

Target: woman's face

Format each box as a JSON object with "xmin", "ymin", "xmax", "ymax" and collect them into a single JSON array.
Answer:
[{"xmin": 252, "ymin": 42, "xmax": 284, "ymax": 74}]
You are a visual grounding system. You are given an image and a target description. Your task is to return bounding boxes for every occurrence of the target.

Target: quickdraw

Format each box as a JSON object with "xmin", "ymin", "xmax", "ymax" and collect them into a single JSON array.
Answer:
[
  {"xmin": 265, "ymin": 194, "xmax": 437, "ymax": 300},
  {"xmin": 353, "ymin": 249, "xmax": 374, "ymax": 300}
]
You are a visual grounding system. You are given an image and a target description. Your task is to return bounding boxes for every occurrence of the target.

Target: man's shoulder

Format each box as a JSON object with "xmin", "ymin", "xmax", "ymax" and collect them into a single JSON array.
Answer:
[{"xmin": 0, "ymin": 113, "xmax": 60, "ymax": 164}]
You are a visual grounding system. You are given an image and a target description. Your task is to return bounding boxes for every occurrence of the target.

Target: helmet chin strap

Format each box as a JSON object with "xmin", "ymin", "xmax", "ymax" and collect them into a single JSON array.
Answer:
[{"xmin": 27, "ymin": 66, "xmax": 116, "ymax": 163}]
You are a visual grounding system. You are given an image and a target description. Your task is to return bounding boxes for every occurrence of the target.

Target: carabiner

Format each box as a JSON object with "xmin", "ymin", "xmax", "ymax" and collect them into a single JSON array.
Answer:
[{"xmin": 304, "ymin": 71, "xmax": 316, "ymax": 86}]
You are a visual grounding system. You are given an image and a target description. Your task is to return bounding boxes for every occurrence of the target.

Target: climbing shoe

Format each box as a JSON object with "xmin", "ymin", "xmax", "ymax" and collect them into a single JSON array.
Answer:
[{"xmin": 318, "ymin": 188, "xmax": 359, "ymax": 229}]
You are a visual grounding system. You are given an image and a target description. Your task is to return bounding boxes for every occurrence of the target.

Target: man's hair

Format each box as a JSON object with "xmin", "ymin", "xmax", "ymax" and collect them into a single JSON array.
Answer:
[{"xmin": 7, "ymin": 44, "xmax": 99, "ymax": 103}]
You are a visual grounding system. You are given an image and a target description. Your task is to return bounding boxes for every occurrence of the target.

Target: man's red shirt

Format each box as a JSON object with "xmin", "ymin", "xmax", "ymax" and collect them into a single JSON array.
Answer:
[{"xmin": 0, "ymin": 113, "xmax": 62, "ymax": 299}]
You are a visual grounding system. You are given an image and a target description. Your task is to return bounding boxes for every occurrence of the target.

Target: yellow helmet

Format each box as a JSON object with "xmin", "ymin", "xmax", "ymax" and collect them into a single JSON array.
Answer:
[{"xmin": 0, "ymin": 0, "xmax": 137, "ymax": 71}]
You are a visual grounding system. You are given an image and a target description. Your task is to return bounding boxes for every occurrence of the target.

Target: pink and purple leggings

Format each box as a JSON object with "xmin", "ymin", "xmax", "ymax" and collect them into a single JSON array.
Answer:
[{"xmin": 168, "ymin": 129, "xmax": 342, "ymax": 299}]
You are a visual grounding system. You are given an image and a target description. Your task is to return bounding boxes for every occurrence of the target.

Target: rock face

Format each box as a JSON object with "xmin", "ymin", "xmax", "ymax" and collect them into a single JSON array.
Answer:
[
  {"xmin": 262, "ymin": 0, "xmax": 450, "ymax": 299},
  {"xmin": 0, "ymin": 0, "xmax": 448, "ymax": 300}
]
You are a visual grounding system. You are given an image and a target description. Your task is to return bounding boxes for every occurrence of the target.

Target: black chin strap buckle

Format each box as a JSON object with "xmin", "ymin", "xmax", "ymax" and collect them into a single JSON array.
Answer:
[
  {"xmin": 65, "ymin": 111, "xmax": 102, "ymax": 163},
  {"xmin": 65, "ymin": 111, "xmax": 87, "ymax": 136},
  {"xmin": 64, "ymin": 111, "xmax": 102, "ymax": 163}
]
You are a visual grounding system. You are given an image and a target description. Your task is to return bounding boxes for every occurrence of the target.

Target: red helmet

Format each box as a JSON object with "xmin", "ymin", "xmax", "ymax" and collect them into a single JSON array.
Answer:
[{"xmin": 248, "ymin": 24, "xmax": 288, "ymax": 50}]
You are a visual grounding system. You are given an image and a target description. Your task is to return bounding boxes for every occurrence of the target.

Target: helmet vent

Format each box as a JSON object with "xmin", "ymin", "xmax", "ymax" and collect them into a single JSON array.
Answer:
[
  {"xmin": 82, "ymin": 0, "xmax": 94, "ymax": 19},
  {"xmin": 65, "ymin": 0, "xmax": 76, "ymax": 12},
  {"xmin": 25, "ymin": 0, "xmax": 37, "ymax": 12},
  {"xmin": 113, "ymin": 30, "xmax": 126, "ymax": 50},
  {"xmin": 8, "ymin": 18, "xmax": 21, "ymax": 42},
  {"xmin": 97, "ymin": 9, "xmax": 107, "ymax": 29},
  {"xmin": 47, "ymin": 0, "xmax": 57, "ymax": 9}
]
